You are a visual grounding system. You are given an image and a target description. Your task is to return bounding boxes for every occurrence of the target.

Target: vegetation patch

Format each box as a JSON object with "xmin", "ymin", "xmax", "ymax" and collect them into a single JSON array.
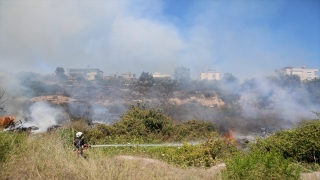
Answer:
[
  {"xmin": 223, "ymin": 150, "xmax": 302, "ymax": 180},
  {"xmin": 253, "ymin": 119, "xmax": 320, "ymax": 164},
  {"xmin": 64, "ymin": 104, "xmax": 216, "ymax": 144}
]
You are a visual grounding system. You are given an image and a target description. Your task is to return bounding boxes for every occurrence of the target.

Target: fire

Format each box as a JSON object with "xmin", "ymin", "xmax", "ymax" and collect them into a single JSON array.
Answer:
[
  {"xmin": 224, "ymin": 128, "xmax": 238, "ymax": 146},
  {"xmin": 0, "ymin": 115, "xmax": 16, "ymax": 129}
]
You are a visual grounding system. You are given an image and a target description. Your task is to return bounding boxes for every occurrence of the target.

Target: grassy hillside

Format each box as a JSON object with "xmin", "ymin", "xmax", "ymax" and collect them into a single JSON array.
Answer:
[
  {"xmin": 0, "ymin": 130, "xmax": 228, "ymax": 180},
  {"xmin": 1, "ymin": 107, "xmax": 319, "ymax": 180}
]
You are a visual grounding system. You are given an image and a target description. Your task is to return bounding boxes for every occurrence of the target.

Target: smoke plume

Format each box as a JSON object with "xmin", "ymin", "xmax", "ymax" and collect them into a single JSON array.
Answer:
[{"xmin": 22, "ymin": 102, "xmax": 65, "ymax": 133}]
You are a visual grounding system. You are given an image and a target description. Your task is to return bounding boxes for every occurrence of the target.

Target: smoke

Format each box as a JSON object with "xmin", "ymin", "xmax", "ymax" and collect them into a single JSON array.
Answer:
[
  {"xmin": 239, "ymin": 77, "xmax": 319, "ymax": 124},
  {"xmin": 90, "ymin": 104, "xmax": 121, "ymax": 124},
  {"xmin": 0, "ymin": 0, "xmax": 319, "ymax": 134},
  {"xmin": 23, "ymin": 101, "xmax": 65, "ymax": 133},
  {"xmin": 1, "ymin": 1, "xmax": 318, "ymax": 79}
]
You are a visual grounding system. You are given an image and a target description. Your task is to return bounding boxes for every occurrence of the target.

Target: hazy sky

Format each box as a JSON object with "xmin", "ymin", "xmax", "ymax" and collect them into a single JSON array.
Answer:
[{"xmin": 0, "ymin": 0, "xmax": 319, "ymax": 79}]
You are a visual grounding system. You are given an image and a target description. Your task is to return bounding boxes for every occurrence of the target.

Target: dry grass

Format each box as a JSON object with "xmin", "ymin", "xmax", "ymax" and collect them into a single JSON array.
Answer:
[{"xmin": 1, "ymin": 133, "xmax": 224, "ymax": 180}]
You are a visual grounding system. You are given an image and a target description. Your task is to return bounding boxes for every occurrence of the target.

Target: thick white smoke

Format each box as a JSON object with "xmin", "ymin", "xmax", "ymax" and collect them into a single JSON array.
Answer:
[
  {"xmin": 91, "ymin": 104, "xmax": 110, "ymax": 124},
  {"xmin": 239, "ymin": 78, "xmax": 319, "ymax": 124},
  {"xmin": 23, "ymin": 101, "xmax": 65, "ymax": 133}
]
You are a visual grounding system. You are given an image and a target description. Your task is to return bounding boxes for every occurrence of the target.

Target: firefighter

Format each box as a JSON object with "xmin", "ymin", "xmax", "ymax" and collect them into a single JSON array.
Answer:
[{"xmin": 73, "ymin": 132, "xmax": 88, "ymax": 157}]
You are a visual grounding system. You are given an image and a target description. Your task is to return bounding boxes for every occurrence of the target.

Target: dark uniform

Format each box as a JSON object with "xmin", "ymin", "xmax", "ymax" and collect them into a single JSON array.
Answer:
[
  {"xmin": 74, "ymin": 137, "xmax": 85, "ymax": 151},
  {"xmin": 73, "ymin": 134, "xmax": 87, "ymax": 157}
]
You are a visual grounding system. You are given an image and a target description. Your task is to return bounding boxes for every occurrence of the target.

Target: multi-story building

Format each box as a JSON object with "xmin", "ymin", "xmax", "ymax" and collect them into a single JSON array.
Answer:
[
  {"xmin": 276, "ymin": 66, "xmax": 318, "ymax": 81},
  {"xmin": 198, "ymin": 69, "xmax": 222, "ymax": 81},
  {"xmin": 119, "ymin": 72, "xmax": 136, "ymax": 79},
  {"xmin": 67, "ymin": 69, "xmax": 103, "ymax": 81},
  {"xmin": 152, "ymin": 72, "xmax": 171, "ymax": 78}
]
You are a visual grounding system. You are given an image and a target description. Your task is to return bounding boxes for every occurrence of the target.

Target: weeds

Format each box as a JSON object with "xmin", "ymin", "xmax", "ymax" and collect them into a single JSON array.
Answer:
[
  {"xmin": 253, "ymin": 119, "xmax": 320, "ymax": 164},
  {"xmin": 222, "ymin": 150, "xmax": 302, "ymax": 180},
  {"xmin": 0, "ymin": 131, "xmax": 27, "ymax": 163}
]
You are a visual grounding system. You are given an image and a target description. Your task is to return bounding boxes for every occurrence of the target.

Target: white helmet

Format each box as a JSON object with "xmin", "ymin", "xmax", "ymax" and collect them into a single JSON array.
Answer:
[{"xmin": 76, "ymin": 132, "xmax": 83, "ymax": 138}]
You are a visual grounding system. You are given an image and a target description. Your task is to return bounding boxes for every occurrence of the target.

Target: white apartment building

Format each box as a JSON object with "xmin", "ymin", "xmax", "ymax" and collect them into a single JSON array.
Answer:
[
  {"xmin": 152, "ymin": 72, "xmax": 171, "ymax": 78},
  {"xmin": 198, "ymin": 69, "xmax": 222, "ymax": 81},
  {"xmin": 276, "ymin": 66, "xmax": 318, "ymax": 81}
]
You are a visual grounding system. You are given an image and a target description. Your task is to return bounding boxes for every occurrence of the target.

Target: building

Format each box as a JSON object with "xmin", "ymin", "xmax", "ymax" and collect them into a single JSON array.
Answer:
[
  {"xmin": 276, "ymin": 66, "xmax": 318, "ymax": 81},
  {"xmin": 67, "ymin": 69, "xmax": 103, "ymax": 81},
  {"xmin": 103, "ymin": 74, "xmax": 117, "ymax": 79},
  {"xmin": 119, "ymin": 72, "xmax": 136, "ymax": 79},
  {"xmin": 152, "ymin": 72, "xmax": 171, "ymax": 78},
  {"xmin": 198, "ymin": 69, "xmax": 222, "ymax": 81}
]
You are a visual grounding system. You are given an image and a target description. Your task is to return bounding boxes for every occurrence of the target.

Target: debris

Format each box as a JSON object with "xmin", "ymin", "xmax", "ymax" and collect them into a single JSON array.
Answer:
[{"xmin": 47, "ymin": 125, "xmax": 61, "ymax": 132}]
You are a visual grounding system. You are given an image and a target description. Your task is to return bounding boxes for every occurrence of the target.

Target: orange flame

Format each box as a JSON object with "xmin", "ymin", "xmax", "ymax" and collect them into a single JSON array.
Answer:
[{"xmin": 224, "ymin": 128, "xmax": 238, "ymax": 146}]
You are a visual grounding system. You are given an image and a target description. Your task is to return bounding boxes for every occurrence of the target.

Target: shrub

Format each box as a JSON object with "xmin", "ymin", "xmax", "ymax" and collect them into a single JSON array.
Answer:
[
  {"xmin": 112, "ymin": 105, "xmax": 170, "ymax": 139},
  {"xmin": 173, "ymin": 120, "xmax": 215, "ymax": 140},
  {"xmin": 254, "ymin": 119, "xmax": 320, "ymax": 164},
  {"xmin": 222, "ymin": 150, "xmax": 301, "ymax": 180},
  {"xmin": 141, "ymin": 134, "xmax": 236, "ymax": 168},
  {"xmin": 109, "ymin": 105, "xmax": 216, "ymax": 142},
  {"xmin": 204, "ymin": 92, "xmax": 214, "ymax": 98}
]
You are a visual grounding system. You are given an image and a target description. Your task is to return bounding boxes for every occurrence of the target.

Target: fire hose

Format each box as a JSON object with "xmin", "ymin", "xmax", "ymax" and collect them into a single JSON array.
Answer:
[{"xmin": 88, "ymin": 142, "xmax": 200, "ymax": 148}]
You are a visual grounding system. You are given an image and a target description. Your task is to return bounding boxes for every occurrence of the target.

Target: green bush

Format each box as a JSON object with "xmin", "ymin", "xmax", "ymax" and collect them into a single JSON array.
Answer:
[
  {"xmin": 223, "ymin": 150, "xmax": 301, "ymax": 180},
  {"xmin": 172, "ymin": 120, "xmax": 215, "ymax": 140},
  {"xmin": 111, "ymin": 105, "xmax": 171, "ymax": 140},
  {"xmin": 101, "ymin": 105, "xmax": 216, "ymax": 143},
  {"xmin": 126, "ymin": 134, "xmax": 236, "ymax": 168},
  {"xmin": 254, "ymin": 119, "xmax": 320, "ymax": 164},
  {"xmin": 164, "ymin": 137, "xmax": 235, "ymax": 168}
]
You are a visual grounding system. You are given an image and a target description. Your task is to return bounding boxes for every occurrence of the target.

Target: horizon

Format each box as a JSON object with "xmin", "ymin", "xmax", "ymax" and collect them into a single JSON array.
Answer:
[{"xmin": 0, "ymin": 65, "xmax": 318, "ymax": 82}]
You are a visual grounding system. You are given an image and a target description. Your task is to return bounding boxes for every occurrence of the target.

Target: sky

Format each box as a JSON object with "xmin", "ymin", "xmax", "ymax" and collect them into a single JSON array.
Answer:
[{"xmin": 0, "ymin": 0, "xmax": 319, "ymax": 80}]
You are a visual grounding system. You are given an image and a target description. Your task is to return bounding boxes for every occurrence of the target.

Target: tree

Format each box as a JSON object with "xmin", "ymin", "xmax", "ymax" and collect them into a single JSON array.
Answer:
[
  {"xmin": 137, "ymin": 72, "xmax": 154, "ymax": 96},
  {"xmin": 138, "ymin": 72, "xmax": 154, "ymax": 87},
  {"xmin": 222, "ymin": 73, "xmax": 239, "ymax": 84},
  {"xmin": 55, "ymin": 67, "xmax": 66, "ymax": 82},
  {"xmin": 268, "ymin": 74, "xmax": 301, "ymax": 90},
  {"xmin": 55, "ymin": 67, "xmax": 65, "ymax": 76},
  {"xmin": 303, "ymin": 78, "xmax": 320, "ymax": 104}
]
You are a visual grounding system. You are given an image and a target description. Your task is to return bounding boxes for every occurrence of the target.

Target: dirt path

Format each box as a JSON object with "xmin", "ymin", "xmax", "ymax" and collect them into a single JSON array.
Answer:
[
  {"xmin": 301, "ymin": 171, "xmax": 320, "ymax": 180},
  {"xmin": 116, "ymin": 155, "xmax": 225, "ymax": 180}
]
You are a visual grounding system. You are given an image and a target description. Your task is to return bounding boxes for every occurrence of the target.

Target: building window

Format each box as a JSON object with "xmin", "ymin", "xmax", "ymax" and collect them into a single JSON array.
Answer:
[{"xmin": 306, "ymin": 72, "xmax": 311, "ymax": 74}]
